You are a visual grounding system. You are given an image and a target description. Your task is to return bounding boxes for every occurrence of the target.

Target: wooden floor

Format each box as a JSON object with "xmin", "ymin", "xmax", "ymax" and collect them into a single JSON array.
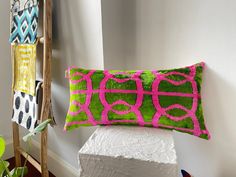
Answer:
[{"xmin": 7, "ymin": 157, "xmax": 55, "ymax": 177}]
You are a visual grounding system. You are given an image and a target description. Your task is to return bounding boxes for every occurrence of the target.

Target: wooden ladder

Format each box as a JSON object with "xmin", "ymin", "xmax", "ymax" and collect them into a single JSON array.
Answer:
[{"xmin": 11, "ymin": 0, "xmax": 52, "ymax": 177}]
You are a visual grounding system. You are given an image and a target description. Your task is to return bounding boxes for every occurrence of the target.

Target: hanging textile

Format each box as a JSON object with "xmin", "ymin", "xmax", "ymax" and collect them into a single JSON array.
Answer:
[
  {"xmin": 12, "ymin": 81, "xmax": 42, "ymax": 132},
  {"xmin": 11, "ymin": 0, "xmax": 39, "ymax": 16},
  {"xmin": 9, "ymin": 5, "xmax": 39, "ymax": 44},
  {"xmin": 13, "ymin": 43, "xmax": 36, "ymax": 96}
]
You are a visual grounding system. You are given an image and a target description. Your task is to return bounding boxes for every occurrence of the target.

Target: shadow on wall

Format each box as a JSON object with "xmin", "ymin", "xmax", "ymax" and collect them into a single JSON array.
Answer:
[
  {"xmin": 43, "ymin": 0, "xmax": 100, "ymax": 167},
  {"xmin": 204, "ymin": 66, "xmax": 236, "ymax": 150},
  {"xmin": 175, "ymin": 65, "xmax": 236, "ymax": 177},
  {"xmin": 204, "ymin": 66, "xmax": 236, "ymax": 177},
  {"xmin": 102, "ymin": 0, "xmax": 138, "ymax": 69}
]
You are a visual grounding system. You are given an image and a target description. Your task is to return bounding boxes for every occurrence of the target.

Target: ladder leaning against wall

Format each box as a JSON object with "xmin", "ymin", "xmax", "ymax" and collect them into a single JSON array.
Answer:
[{"xmin": 10, "ymin": 0, "xmax": 52, "ymax": 177}]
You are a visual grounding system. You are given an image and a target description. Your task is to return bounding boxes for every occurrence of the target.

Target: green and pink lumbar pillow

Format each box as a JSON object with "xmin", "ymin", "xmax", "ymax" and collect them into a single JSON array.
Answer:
[{"xmin": 64, "ymin": 62, "xmax": 210, "ymax": 140}]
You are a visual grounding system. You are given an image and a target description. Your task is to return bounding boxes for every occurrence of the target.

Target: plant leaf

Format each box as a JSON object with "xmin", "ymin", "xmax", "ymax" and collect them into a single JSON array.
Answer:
[
  {"xmin": 0, "ymin": 137, "xmax": 5, "ymax": 158},
  {"xmin": 23, "ymin": 119, "xmax": 51, "ymax": 142},
  {"xmin": 10, "ymin": 167, "xmax": 28, "ymax": 177},
  {"xmin": 0, "ymin": 161, "xmax": 10, "ymax": 177},
  {"xmin": 22, "ymin": 133, "xmax": 34, "ymax": 143},
  {"xmin": 34, "ymin": 119, "xmax": 51, "ymax": 133}
]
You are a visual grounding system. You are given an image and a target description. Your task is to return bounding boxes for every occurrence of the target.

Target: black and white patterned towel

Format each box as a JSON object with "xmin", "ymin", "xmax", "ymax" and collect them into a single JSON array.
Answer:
[{"xmin": 12, "ymin": 81, "xmax": 42, "ymax": 132}]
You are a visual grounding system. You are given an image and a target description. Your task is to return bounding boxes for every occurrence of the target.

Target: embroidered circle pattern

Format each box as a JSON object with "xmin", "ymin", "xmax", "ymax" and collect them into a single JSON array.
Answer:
[{"xmin": 65, "ymin": 63, "xmax": 210, "ymax": 140}]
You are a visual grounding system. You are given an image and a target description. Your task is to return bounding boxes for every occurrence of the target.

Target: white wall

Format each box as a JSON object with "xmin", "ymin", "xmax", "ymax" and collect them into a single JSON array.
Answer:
[
  {"xmin": 1, "ymin": 0, "xmax": 236, "ymax": 176},
  {"xmin": 0, "ymin": 0, "xmax": 104, "ymax": 171},
  {"xmin": 101, "ymin": 0, "xmax": 236, "ymax": 177},
  {"xmin": 102, "ymin": 0, "xmax": 126, "ymax": 69},
  {"xmin": 0, "ymin": 1, "xmax": 13, "ymax": 141},
  {"xmin": 48, "ymin": 0, "xmax": 104, "ymax": 168}
]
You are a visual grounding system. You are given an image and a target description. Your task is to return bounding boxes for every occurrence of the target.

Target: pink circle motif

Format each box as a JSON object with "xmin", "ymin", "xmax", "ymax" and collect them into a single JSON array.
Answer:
[
  {"xmin": 68, "ymin": 70, "xmax": 97, "ymax": 126},
  {"xmin": 151, "ymin": 66, "xmax": 201, "ymax": 137},
  {"xmin": 100, "ymin": 70, "xmax": 145, "ymax": 126}
]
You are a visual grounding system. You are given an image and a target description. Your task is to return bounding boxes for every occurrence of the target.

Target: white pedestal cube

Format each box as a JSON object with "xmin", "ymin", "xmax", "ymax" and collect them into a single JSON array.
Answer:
[{"xmin": 78, "ymin": 126, "xmax": 178, "ymax": 177}]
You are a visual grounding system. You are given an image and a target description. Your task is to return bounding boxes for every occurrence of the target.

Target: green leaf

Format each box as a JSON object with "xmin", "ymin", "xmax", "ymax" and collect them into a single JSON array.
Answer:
[
  {"xmin": 23, "ymin": 119, "xmax": 51, "ymax": 142},
  {"xmin": 0, "ymin": 137, "xmax": 5, "ymax": 158},
  {"xmin": 34, "ymin": 119, "xmax": 51, "ymax": 133},
  {"xmin": 0, "ymin": 161, "xmax": 10, "ymax": 177},
  {"xmin": 22, "ymin": 133, "xmax": 34, "ymax": 143},
  {"xmin": 10, "ymin": 167, "xmax": 28, "ymax": 177}
]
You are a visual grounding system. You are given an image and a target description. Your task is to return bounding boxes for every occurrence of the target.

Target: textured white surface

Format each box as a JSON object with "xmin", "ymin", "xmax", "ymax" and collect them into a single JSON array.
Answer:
[{"xmin": 78, "ymin": 126, "xmax": 178, "ymax": 177}]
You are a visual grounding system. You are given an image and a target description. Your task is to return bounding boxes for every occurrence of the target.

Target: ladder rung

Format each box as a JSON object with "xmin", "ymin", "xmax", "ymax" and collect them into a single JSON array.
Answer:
[
  {"xmin": 39, "ymin": 37, "xmax": 45, "ymax": 44},
  {"xmin": 17, "ymin": 147, "xmax": 42, "ymax": 173}
]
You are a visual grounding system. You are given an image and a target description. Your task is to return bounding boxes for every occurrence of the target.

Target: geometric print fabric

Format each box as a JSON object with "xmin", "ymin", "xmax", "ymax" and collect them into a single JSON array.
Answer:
[
  {"xmin": 65, "ymin": 63, "xmax": 211, "ymax": 140},
  {"xmin": 11, "ymin": 0, "xmax": 39, "ymax": 16},
  {"xmin": 9, "ymin": 5, "xmax": 39, "ymax": 44}
]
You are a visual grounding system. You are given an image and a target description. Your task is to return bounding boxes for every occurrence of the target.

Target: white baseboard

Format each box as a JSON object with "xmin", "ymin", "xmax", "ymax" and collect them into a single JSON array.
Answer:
[
  {"xmin": 4, "ymin": 139, "xmax": 80, "ymax": 177},
  {"xmin": 30, "ymin": 139, "xmax": 80, "ymax": 177}
]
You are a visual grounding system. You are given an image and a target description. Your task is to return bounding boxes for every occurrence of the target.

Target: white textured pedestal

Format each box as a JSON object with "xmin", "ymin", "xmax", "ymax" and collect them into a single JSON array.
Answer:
[{"xmin": 78, "ymin": 126, "xmax": 178, "ymax": 177}]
